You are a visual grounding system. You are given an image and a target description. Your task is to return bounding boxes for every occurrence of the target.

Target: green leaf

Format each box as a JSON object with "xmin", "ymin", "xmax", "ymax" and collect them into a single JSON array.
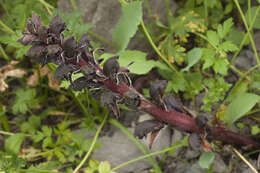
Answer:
[
  {"xmin": 31, "ymin": 131, "xmax": 45, "ymax": 143},
  {"xmin": 224, "ymin": 3, "xmax": 233, "ymax": 14},
  {"xmin": 236, "ymin": 122, "xmax": 245, "ymax": 129},
  {"xmin": 167, "ymin": 73, "xmax": 187, "ymax": 93},
  {"xmin": 207, "ymin": 30, "xmax": 219, "ymax": 47},
  {"xmin": 56, "ymin": 10, "xmax": 91, "ymax": 40},
  {"xmin": 251, "ymin": 125, "xmax": 260, "ymax": 135},
  {"xmin": 184, "ymin": 72, "xmax": 203, "ymax": 97},
  {"xmin": 245, "ymin": 6, "xmax": 260, "ymax": 29},
  {"xmin": 42, "ymin": 126, "xmax": 52, "ymax": 137},
  {"xmin": 54, "ymin": 149, "xmax": 65, "ymax": 163},
  {"xmin": 5, "ymin": 133, "xmax": 25, "ymax": 154},
  {"xmin": 219, "ymin": 41, "xmax": 238, "ymax": 52},
  {"xmin": 217, "ymin": 18, "xmax": 233, "ymax": 39},
  {"xmin": 28, "ymin": 115, "xmax": 41, "ymax": 129},
  {"xmin": 224, "ymin": 93, "xmax": 260, "ymax": 127},
  {"xmin": 82, "ymin": 139, "xmax": 101, "ymax": 152},
  {"xmin": 225, "ymin": 80, "xmax": 248, "ymax": 102},
  {"xmin": 113, "ymin": 1, "xmax": 142, "ymax": 52},
  {"xmin": 199, "ymin": 152, "xmax": 215, "ymax": 169},
  {"xmin": 118, "ymin": 50, "xmax": 160, "ymax": 74},
  {"xmin": 226, "ymin": 28, "xmax": 249, "ymax": 46},
  {"xmin": 201, "ymin": 48, "xmax": 215, "ymax": 70},
  {"xmin": 182, "ymin": 48, "xmax": 202, "ymax": 72},
  {"xmin": 213, "ymin": 58, "xmax": 229, "ymax": 75},
  {"xmin": 12, "ymin": 88, "xmax": 36, "ymax": 114},
  {"xmin": 98, "ymin": 161, "xmax": 114, "ymax": 173},
  {"xmin": 42, "ymin": 136, "xmax": 53, "ymax": 149}
]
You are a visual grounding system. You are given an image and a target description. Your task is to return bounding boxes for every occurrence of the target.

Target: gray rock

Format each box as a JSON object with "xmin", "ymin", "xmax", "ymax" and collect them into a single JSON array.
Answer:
[
  {"xmin": 58, "ymin": 0, "xmax": 120, "ymax": 45},
  {"xmin": 136, "ymin": 114, "xmax": 172, "ymax": 158},
  {"xmin": 233, "ymin": 49, "xmax": 256, "ymax": 70},
  {"xmin": 190, "ymin": 162, "xmax": 206, "ymax": 173},
  {"xmin": 92, "ymin": 127, "xmax": 151, "ymax": 173},
  {"xmin": 173, "ymin": 162, "xmax": 204, "ymax": 173},
  {"xmin": 213, "ymin": 153, "xmax": 227, "ymax": 173},
  {"xmin": 149, "ymin": 125, "xmax": 171, "ymax": 157},
  {"xmin": 58, "ymin": 0, "xmax": 178, "ymax": 51},
  {"xmin": 184, "ymin": 149, "xmax": 200, "ymax": 160},
  {"xmin": 170, "ymin": 129, "xmax": 184, "ymax": 156}
]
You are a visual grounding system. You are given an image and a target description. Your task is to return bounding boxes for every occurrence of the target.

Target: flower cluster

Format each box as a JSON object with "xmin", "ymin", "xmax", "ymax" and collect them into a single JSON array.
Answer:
[{"xmin": 18, "ymin": 13, "xmax": 186, "ymax": 141}]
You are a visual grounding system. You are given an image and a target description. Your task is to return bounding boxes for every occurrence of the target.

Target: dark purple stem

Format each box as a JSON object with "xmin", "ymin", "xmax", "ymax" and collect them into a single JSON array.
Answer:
[{"xmin": 98, "ymin": 66, "xmax": 259, "ymax": 148}]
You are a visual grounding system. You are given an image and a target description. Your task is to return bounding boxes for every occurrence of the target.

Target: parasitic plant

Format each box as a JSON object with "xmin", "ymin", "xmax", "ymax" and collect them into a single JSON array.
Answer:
[{"xmin": 18, "ymin": 13, "xmax": 260, "ymax": 151}]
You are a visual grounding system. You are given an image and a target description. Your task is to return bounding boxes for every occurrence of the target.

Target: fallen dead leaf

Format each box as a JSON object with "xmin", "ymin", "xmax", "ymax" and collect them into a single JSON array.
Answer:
[
  {"xmin": 6, "ymin": 69, "xmax": 26, "ymax": 78},
  {"xmin": 27, "ymin": 66, "xmax": 60, "ymax": 89},
  {"xmin": 0, "ymin": 61, "xmax": 26, "ymax": 92},
  {"xmin": 27, "ymin": 69, "xmax": 38, "ymax": 87},
  {"xmin": 48, "ymin": 73, "xmax": 60, "ymax": 91},
  {"xmin": 40, "ymin": 65, "xmax": 51, "ymax": 77}
]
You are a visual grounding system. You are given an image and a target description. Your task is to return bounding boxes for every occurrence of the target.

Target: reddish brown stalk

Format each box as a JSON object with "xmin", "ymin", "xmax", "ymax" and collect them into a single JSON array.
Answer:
[{"xmin": 99, "ymin": 65, "xmax": 259, "ymax": 148}]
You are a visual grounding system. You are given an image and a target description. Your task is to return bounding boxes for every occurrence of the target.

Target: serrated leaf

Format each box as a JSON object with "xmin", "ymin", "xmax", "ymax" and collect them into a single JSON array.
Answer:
[
  {"xmin": 219, "ymin": 41, "xmax": 238, "ymax": 52},
  {"xmin": 167, "ymin": 73, "xmax": 187, "ymax": 93},
  {"xmin": 113, "ymin": 1, "xmax": 142, "ymax": 52},
  {"xmin": 224, "ymin": 93, "xmax": 260, "ymax": 127},
  {"xmin": 31, "ymin": 131, "xmax": 45, "ymax": 143},
  {"xmin": 5, "ymin": 133, "xmax": 25, "ymax": 154},
  {"xmin": 42, "ymin": 136, "xmax": 53, "ymax": 149},
  {"xmin": 201, "ymin": 48, "xmax": 215, "ymax": 70},
  {"xmin": 199, "ymin": 152, "xmax": 215, "ymax": 169},
  {"xmin": 213, "ymin": 58, "xmax": 228, "ymax": 75},
  {"xmin": 42, "ymin": 126, "xmax": 52, "ymax": 136},
  {"xmin": 55, "ymin": 10, "xmax": 91, "ymax": 40},
  {"xmin": 118, "ymin": 50, "xmax": 159, "ymax": 74},
  {"xmin": 207, "ymin": 30, "xmax": 219, "ymax": 47},
  {"xmin": 217, "ymin": 18, "xmax": 233, "ymax": 39},
  {"xmin": 54, "ymin": 149, "xmax": 65, "ymax": 163},
  {"xmin": 182, "ymin": 48, "xmax": 202, "ymax": 72},
  {"xmin": 28, "ymin": 115, "xmax": 41, "ymax": 129}
]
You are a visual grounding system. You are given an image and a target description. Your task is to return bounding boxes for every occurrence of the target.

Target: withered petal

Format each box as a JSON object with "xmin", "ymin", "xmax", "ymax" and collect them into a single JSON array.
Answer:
[
  {"xmin": 78, "ymin": 33, "xmax": 92, "ymax": 49},
  {"xmin": 49, "ymin": 15, "xmax": 66, "ymax": 35},
  {"xmin": 38, "ymin": 25, "xmax": 48, "ymax": 41},
  {"xmin": 62, "ymin": 36, "xmax": 77, "ymax": 51},
  {"xmin": 27, "ymin": 13, "xmax": 42, "ymax": 34},
  {"xmin": 134, "ymin": 119, "xmax": 164, "ymax": 139},
  {"xmin": 46, "ymin": 44, "xmax": 62, "ymax": 56},
  {"xmin": 18, "ymin": 34, "xmax": 37, "ymax": 45},
  {"xmin": 26, "ymin": 45, "xmax": 46, "ymax": 57},
  {"xmin": 69, "ymin": 77, "xmax": 89, "ymax": 91},
  {"xmin": 100, "ymin": 91, "xmax": 120, "ymax": 118},
  {"xmin": 54, "ymin": 63, "xmax": 77, "ymax": 80},
  {"xmin": 164, "ymin": 94, "xmax": 184, "ymax": 113},
  {"xmin": 33, "ymin": 55, "xmax": 52, "ymax": 67}
]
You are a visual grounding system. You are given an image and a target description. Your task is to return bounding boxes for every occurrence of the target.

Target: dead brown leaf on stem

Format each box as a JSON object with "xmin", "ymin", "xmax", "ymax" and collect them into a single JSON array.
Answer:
[{"xmin": 0, "ymin": 61, "xmax": 26, "ymax": 92}]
